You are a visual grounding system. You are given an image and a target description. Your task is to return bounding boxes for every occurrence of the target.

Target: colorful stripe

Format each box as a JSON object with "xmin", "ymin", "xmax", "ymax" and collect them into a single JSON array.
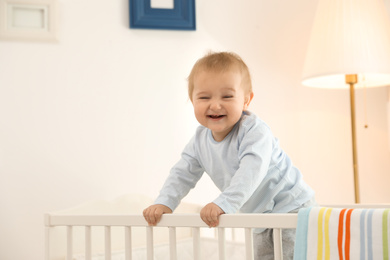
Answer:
[
  {"xmin": 384, "ymin": 209, "xmax": 389, "ymax": 260},
  {"xmin": 360, "ymin": 209, "xmax": 368, "ymax": 260},
  {"xmin": 367, "ymin": 209, "xmax": 374, "ymax": 260},
  {"xmin": 318, "ymin": 207, "xmax": 327, "ymax": 259},
  {"xmin": 294, "ymin": 207, "xmax": 313, "ymax": 260},
  {"xmin": 345, "ymin": 209, "xmax": 354, "ymax": 260},
  {"xmin": 338, "ymin": 209, "xmax": 347, "ymax": 260},
  {"xmin": 316, "ymin": 208, "xmax": 334, "ymax": 260},
  {"xmin": 324, "ymin": 208, "xmax": 333, "ymax": 260},
  {"xmin": 337, "ymin": 208, "xmax": 354, "ymax": 260}
]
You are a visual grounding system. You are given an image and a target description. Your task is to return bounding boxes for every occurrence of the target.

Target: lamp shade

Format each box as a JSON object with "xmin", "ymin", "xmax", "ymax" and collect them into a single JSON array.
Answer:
[{"xmin": 302, "ymin": 0, "xmax": 390, "ymax": 88}]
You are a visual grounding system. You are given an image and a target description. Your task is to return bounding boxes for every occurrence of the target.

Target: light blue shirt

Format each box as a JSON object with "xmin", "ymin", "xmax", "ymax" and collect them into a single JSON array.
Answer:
[{"xmin": 154, "ymin": 111, "xmax": 314, "ymax": 217}]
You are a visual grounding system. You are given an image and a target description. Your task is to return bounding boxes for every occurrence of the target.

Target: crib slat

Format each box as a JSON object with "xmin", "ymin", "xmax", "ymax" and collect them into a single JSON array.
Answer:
[
  {"xmin": 273, "ymin": 228, "xmax": 283, "ymax": 260},
  {"xmin": 244, "ymin": 228, "xmax": 253, "ymax": 260},
  {"xmin": 169, "ymin": 227, "xmax": 177, "ymax": 260},
  {"xmin": 231, "ymin": 228, "xmax": 236, "ymax": 241},
  {"xmin": 146, "ymin": 226, "xmax": 154, "ymax": 260},
  {"xmin": 105, "ymin": 226, "xmax": 112, "ymax": 260},
  {"xmin": 85, "ymin": 226, "xmax": 92, "ymax": 260},
  {"xmin": 218, "ymin": 228, "xmax": 226, "ymax": 260},
  {"xmin": 125, "ymin": 226, "xmax": 132, "ymax": 260},
  {"xmin": 67, "ymin": 226, "xmax": 73, "ymax": 260},
  {"xmin": 192, "ymin": 227, "xmax": 201, "ymax": 260}
]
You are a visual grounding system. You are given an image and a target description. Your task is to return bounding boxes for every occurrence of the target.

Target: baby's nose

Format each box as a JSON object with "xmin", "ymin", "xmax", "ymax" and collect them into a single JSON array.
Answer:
[{"xmin": 210, "ymin": 100, "xmax": 222, "ymax": 110}]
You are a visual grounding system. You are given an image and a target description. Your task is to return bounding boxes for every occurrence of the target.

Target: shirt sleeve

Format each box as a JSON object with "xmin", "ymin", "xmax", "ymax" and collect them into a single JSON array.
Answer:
[
  {"xmin": 154, "ymin": 136, "xmax": 205, "ymax": 211},
  {"xmin": 212, "ymin": 120, "xmax": 274, "ymax": 214}
]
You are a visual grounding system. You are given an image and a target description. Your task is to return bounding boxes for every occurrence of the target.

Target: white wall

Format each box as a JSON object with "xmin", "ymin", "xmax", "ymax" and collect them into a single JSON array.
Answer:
[{"xmin": 0, "ymin": 0, "xmax": 389, "ymax": 259}]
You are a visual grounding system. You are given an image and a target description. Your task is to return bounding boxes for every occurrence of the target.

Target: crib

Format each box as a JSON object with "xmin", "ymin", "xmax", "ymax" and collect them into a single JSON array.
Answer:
[{"xmin": 44, "ymin": 194, "xmax": 390, "ymax": 260}]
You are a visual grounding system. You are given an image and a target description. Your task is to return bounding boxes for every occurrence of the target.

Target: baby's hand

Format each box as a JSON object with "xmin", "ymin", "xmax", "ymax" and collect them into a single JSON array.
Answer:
[
  {"xmin": 200, "ymin": 203, "xmax": 225, "ymax": 228},
  {"xmin": 143, "ymin": 204, "xmax": 172, "ymax": 226}
]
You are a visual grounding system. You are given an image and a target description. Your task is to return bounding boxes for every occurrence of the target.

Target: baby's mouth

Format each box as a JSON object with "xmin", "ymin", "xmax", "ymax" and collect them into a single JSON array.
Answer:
[{"xmin": 208, "ymin": 115, "xmax": 225, "ymax": 119}]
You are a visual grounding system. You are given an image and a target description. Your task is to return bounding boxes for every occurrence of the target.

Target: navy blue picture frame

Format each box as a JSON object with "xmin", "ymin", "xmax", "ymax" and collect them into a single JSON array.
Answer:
[{"xmin": 129, "ymin": 0, "xmax": 196, "ymax": 31}]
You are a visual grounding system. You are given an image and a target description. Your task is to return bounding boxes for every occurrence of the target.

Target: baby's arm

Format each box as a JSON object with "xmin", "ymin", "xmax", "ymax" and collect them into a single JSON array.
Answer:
[
  {"xmin": 143, "ymin": 204, "xmax": 172, "ymax": 226},
  {"xmin": 200, "ymin": 203, "xmax": 225, "ymax": 227}
]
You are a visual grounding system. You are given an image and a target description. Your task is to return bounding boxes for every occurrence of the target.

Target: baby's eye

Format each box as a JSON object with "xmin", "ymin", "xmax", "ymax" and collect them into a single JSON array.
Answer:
[
  {"xmin": 223, "ymin": 95, "xmax": 233, "ymax": 99},
  {"xmin": 199, "ymin": 97, "xmax": 210, "ymax": 100}
]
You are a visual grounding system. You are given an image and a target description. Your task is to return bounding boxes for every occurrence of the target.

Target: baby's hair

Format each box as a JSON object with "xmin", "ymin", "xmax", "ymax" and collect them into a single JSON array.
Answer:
[{"xmin": 187, "ymin": 51, "xmax": 253, "ymax": 101}]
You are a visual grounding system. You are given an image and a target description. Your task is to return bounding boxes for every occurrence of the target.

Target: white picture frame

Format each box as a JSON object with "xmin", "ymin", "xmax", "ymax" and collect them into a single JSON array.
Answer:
[{"xmin": 0, "ymin": 0, "xmax": 57, "ymax": 41}]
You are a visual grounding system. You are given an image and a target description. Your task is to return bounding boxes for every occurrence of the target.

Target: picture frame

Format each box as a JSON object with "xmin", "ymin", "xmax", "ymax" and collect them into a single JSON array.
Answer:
[
  {"xmin": 129, "ymin": 0, "xmax": 196, "ymax": 31},
  {"xmin": 0, "ymin": 0, "xmax": 57, "ymax": 41}
]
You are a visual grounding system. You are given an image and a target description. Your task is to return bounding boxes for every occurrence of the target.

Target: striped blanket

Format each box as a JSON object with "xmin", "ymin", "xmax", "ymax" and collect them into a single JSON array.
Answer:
[{"xmin": 294, "ymin": 207, "xmax": 390, "ymax": 260}]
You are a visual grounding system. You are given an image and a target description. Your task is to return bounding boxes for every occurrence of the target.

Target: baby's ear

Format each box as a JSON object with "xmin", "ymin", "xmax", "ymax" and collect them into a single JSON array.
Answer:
[{"xmin": 243, "ymin": 92, "xmax": 254, "ymax": 110}]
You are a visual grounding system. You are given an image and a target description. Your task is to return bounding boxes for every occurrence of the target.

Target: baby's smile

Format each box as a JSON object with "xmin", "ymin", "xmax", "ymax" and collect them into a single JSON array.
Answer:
[{"xmin": 208, "ymin": 115, "xmax": 226, "ymax": 119}]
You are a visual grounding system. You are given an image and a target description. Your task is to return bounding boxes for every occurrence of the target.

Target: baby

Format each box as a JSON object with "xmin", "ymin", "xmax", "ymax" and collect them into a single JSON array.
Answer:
[{"xmin": 143, "ymin": 51, "xmax": 315, "ymax": 259}]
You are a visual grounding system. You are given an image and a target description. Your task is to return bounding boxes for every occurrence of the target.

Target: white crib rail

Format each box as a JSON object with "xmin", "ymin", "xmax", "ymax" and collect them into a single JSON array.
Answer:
[{"xmin": 45, "ymin": 213, "xmax": 298, "ymax": 260}]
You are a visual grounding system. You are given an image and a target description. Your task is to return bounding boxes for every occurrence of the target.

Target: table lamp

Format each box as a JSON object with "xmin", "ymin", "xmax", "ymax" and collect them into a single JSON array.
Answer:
[{"xmin": 302, "ymin": 0, "xmax": 390, "ymax": 203}]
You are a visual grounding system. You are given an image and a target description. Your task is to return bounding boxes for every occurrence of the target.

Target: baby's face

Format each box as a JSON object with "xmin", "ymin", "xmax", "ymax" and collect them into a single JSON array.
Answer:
[{"xmin": 192, "ymin": 70, "xmax": 252, "ymax": 142}]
